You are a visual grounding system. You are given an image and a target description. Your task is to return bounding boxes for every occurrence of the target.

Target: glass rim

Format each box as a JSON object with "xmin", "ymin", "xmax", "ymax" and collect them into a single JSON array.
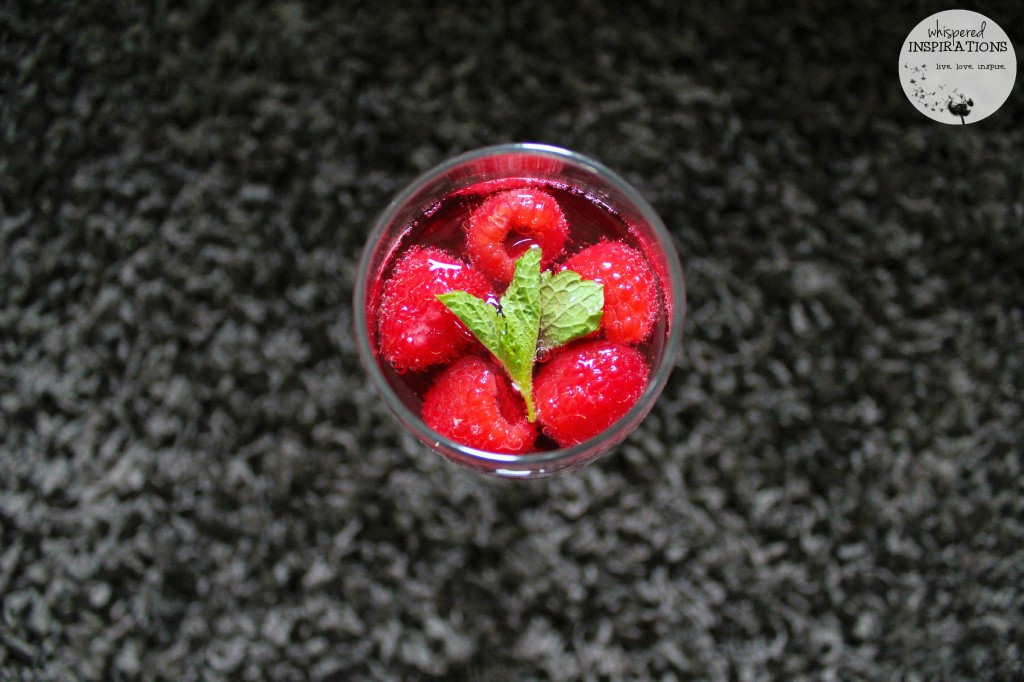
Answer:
[{"xmin": 354, "ymin": 142, "xmax": 686, "ymax": 476}]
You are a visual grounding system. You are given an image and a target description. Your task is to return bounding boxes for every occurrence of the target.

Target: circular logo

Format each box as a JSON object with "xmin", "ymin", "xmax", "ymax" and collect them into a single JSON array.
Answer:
[{"xmin": 899, "ymin": 9, "xmax": 1016, "ymax": 124}]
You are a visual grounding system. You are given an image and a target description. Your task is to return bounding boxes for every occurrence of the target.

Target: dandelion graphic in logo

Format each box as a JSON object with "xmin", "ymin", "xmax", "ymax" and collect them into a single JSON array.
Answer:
[{"xmin": 903, "ymin": 62, "xmax": 976, "ymax": 124}]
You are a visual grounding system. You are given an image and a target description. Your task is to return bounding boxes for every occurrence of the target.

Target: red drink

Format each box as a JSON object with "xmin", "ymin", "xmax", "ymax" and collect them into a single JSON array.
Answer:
[{"xmin": 355, "ymin": 145, "xmax": 685, "ymax": 477}]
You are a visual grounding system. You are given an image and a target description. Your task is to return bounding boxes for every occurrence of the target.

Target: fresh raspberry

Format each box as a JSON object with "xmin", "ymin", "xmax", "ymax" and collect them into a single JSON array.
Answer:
[
  {"xmin": 534, "ymin": 340, "xmax": 649, "ymax": 447},
  {"xmin": 562, "ymin": 242, "xmax": 659, "ymax": 345},
  {"xmin": 378, "ymin": 247, "xmax": 492, "ymax": 372},
  {"xmin": 422, "ymin": 355, "xmax": 537, "ymax": 453},
  {"xmin": 465, "ymin": 188, "xmax": 569, "ymax": 286}
]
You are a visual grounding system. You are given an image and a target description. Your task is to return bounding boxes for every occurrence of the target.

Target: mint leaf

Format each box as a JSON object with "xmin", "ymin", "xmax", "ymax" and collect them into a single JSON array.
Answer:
[
  {"xmin": 494, "ymin": 247, "xmax": 542, "ymax": 421},
  {"xmin": 435, "ymin": 291, "xmax": 502, "ymax": 354},
  {"xmin": 539, "ymin": 270, "xmax": 604, "ymax": 351}
]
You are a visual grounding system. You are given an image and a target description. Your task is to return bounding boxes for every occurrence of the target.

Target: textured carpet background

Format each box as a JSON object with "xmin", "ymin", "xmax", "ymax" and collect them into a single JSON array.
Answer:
[{"xmin": 2, "ymin": 1, "xmax": 1023, "ymax": 680}]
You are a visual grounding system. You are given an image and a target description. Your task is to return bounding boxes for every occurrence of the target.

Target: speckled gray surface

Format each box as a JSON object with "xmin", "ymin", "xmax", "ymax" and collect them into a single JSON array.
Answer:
[{"xmin": 2, "ymin": 1, "xmax": 1023, "ymax": 680}]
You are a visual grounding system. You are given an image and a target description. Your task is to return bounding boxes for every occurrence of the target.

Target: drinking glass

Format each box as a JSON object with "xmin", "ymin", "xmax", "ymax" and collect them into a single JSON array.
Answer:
[{"xmin": 354, "ymin": 143, "xmax": 685, "ymax": 478}]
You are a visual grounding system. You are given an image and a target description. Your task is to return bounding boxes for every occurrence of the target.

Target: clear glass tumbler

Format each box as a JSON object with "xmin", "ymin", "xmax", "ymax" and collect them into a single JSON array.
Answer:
[{"xmin": 354, "ymin": 143, "xmax": 686, "ymax": 477}]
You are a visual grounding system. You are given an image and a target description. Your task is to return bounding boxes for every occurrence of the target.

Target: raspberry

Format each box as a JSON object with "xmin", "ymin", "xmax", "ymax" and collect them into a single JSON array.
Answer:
[
  {"xmin": 534, "ymin": 340, "xmax": 649, "ymax": 447},
  {"xmin": 465, "ymin": 188, "xmax": 569, "ymax": 286},
  {"xmin": 378, "ymin": 247, "xmax": 492, "ymax": 372},
  {"xmin": 422, "ymin": 355, "xmax": 537, "ymax": 453},
  {"xmin": 561, "ymin": 242, "xmax": 658, "ymax": 345}
]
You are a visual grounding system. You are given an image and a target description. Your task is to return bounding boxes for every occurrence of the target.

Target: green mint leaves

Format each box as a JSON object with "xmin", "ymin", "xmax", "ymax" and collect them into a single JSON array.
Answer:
[
  {"xmin": 436, "ymin": 247, "xmax": 603, "ymax": 423},
  {"xmin": 539, "ymin": 270, "xmax": 605, "ymax": 352}
]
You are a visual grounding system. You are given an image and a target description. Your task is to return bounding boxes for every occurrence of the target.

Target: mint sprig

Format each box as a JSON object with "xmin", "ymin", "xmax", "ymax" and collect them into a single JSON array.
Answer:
[{"xmin": 436, "ymin": 247, "xmax": 603, "ymax": 423}]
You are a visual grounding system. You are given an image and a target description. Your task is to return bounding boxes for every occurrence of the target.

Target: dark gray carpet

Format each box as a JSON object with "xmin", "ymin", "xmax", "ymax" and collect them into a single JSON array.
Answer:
[{"xmin": 2, "ymin": 1, "xmax": 1023, "ymax": 680}]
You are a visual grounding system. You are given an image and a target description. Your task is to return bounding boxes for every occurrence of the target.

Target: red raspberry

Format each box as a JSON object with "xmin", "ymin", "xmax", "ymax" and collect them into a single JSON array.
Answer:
[
  {"xmin": 562, "ymin": 242, "xmax": 659, "ymax": 345},
  {"xmin": 465, "ymin": 188, "xmax": 569, "ymax": 286},
  {"xmin": 378, "ymin": 247, "xmax": 492, "ymax": 372},
  {"xmin": 422, "ymin": 355, "xmax": 537, "ymax": 453},
  {"xmin": 534, "ymin": 340, "xmax": 649, "ymax": 447}
]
